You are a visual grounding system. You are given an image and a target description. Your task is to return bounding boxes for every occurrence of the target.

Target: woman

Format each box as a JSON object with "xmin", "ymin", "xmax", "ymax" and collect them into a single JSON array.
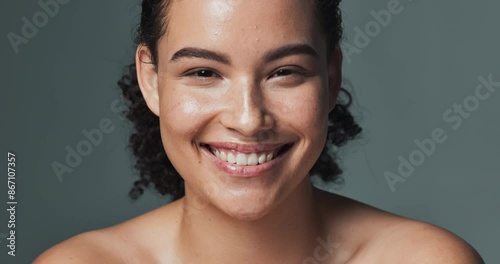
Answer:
[{"xmin": 35, "ymin": 0, "xmax": 483, "ymax": 263}]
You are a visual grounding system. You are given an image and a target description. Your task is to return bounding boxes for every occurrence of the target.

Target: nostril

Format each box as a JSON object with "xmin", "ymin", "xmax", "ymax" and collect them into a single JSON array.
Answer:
[{"xmin": 257, "ymin": 130, "xmax": 273, "ymax": 141}]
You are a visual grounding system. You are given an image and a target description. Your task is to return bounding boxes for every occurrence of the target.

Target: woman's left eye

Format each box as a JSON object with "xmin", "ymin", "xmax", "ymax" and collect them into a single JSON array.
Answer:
[
  {"xmin": 270, "ymin": 67, "xmax": 307, "ymax": 79},
  {"xmin": 273, "ymin": 69, "xmax": 294, "ymax": 77}
]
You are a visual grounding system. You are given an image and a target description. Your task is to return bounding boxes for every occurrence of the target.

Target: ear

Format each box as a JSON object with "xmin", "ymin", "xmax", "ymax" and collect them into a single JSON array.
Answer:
[
  {"xmin": 136, "ymin": 44, "xmax": 160, "ymax": 116},
  {"xmin": 327, "ymin": 45, "xmax": 343, "ymax": 112}
]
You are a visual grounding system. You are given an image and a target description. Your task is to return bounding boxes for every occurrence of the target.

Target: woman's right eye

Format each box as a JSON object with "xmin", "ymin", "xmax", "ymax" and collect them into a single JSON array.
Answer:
[{"xmin": 186, "ymin": 69, "xmax": 220, "ymax": 78}]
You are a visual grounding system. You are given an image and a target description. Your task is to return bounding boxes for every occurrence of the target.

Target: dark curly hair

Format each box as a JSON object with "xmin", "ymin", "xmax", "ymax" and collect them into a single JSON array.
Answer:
[{"xmin": 118, "ymin": 0, "xmax": 362, "ymax": 201}]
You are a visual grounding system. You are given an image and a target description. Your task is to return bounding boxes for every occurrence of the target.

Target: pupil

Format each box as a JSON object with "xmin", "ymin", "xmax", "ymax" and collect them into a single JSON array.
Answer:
[
  {"xmin": 198, "ymin": 70, "xmax": 212, "ymax": 77},
  {"xmin": 277, "ymin": 69, "xmax": 291, "ymax": 76}
]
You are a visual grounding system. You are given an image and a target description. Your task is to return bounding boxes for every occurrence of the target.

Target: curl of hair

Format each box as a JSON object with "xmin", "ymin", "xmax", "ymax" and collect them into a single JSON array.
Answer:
[{"xmin": 119, "ymin": 0, "xmax": 362, "ymax": 201}]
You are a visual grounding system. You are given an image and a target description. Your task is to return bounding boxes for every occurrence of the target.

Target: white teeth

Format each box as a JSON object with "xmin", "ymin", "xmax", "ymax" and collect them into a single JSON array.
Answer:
[
  {"xmin": 236, "ymin": 153, "xmax": 247, "ymax": 165},
  {"xmin": 258, "ymin": 154, "xmax": 267, "ymax": 164},
  {"xmin": 248, "ymin": 153, "xmax": 258, "ymax": 166},
  {"xmin": 227, "ymin": 152, "xmax": 236, "ymax": 164},
  {"xmin": 211, "ymin": 147, "xmax": 282, "ymax": 166}
]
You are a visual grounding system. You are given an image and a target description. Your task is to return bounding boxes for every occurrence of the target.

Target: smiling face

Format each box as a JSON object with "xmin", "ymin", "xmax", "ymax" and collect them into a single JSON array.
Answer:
[{"xmin": 136, "ymin": 0, "xmax": 341, "ymax": 220}]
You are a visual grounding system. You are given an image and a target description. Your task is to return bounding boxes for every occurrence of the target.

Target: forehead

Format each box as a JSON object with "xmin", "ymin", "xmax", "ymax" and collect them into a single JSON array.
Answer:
[{"xmin": 159, "ymin": 0, "xmax": 326, "ymax": 62}]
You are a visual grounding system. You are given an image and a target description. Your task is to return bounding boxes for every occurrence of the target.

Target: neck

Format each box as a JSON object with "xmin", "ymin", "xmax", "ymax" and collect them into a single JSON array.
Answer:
[{"xmin": 175, "ymin": 179, "xmax": 326, "ymax": 263}]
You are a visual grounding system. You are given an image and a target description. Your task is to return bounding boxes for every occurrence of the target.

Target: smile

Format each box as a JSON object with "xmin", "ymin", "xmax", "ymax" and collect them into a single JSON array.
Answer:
[{"xmin": 201, "ymin": 143, "xmax": 293, "ymax": 166}]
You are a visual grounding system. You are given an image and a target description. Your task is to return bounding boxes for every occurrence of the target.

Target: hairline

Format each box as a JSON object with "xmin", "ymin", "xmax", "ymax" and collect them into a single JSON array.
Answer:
[{"xmin": 151, "ymin": 0, "xmax": 336, "ymax": 65}]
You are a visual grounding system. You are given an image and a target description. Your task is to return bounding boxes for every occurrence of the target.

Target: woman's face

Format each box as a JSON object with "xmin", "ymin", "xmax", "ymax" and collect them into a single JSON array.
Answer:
[{"xmin": 138, "ymin": 0, "xmax": 340, "ymax": 219}]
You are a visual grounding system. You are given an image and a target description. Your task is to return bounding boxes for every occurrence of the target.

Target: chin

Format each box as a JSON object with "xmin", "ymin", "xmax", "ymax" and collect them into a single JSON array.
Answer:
[{"xmin": 214, "ymin": 190, "xmax": 280, "ymax": 221}]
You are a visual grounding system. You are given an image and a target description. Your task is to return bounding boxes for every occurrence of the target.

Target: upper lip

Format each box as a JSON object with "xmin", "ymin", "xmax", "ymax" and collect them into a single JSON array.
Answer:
[{"xmin": 201, "ymin": 142, "xmax": 289, "ymax": 153}]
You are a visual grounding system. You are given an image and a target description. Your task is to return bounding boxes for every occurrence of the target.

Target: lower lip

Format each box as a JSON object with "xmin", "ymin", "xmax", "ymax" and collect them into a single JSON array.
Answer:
[{"xmin": 201, "ymin": 145, "xmax": 293, "ymax": 178}]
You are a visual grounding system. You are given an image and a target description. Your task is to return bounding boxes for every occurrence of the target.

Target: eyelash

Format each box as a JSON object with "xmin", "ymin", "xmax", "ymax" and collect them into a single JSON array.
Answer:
[
  {"xmin": 185, "ymin": 68, "xmax": 221, "ymax": 79},
  {"xmin": 269, "ymin": 67, "xmax": 309, "ymax": 79}
]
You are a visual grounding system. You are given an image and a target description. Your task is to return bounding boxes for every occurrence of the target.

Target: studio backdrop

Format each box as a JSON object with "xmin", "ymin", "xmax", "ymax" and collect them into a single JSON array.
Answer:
[{"xmin": 1, "ymin": 0, "xmax": 498, "ymax": 263}]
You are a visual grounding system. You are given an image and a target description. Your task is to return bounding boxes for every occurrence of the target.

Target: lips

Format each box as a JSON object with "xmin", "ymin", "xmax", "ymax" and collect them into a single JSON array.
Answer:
[{"xmin": 201, "ymin": 143, "xmax": 293, "ymax": 166}]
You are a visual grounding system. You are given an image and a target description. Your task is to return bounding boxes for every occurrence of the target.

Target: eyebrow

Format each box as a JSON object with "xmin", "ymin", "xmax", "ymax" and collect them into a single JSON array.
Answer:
[
  {"xmin": 171, "ymin": 47, "xmax": 230, "ymax": 64},
  {"xmin": 263, "ymin": 44, "xmax": 319, "ymax": 63},
  {"xmin": 170, "ymin": 44, "xmax": 319, "ymax": 65}
]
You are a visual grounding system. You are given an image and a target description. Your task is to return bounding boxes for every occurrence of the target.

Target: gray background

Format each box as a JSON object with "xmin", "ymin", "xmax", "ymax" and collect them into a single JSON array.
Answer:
[{"xmin": 1, "ymin": 0, "xmax": 498, "ymax": 263}]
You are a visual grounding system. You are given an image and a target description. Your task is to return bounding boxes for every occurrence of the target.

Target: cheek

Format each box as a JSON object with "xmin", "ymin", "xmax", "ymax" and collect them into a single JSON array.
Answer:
[
  {"xmin": 274, "ymin": 87, "xmax": 330, "ymax": 134},
  {"xmin": 160, "ymin": 93, "xmax": 207, "ymax": 140},
  {"xmin": 157, "ymin": 91, "xmax": 216, "ymax": 176},
  {"xmin": 158, "ymin": 87, "xmax": 225, "ymax": 149}
]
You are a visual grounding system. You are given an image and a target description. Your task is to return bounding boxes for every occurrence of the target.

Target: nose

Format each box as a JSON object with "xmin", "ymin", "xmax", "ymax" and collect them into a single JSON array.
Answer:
[{"xmin": 220, "ymin": 77, "xmax": 275, "ymax": 139}]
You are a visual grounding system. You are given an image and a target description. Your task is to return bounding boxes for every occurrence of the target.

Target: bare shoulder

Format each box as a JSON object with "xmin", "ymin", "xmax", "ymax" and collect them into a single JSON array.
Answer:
[
  {"xmin": 372, "ymin": 220, "xmax": 485, "ymax": 263},
  {"xmin": 33, "ymin": 230, "xmax": 125, "ymax": 264},
  {"xmin": 34, "ymin": 200, "xmax": 182, "ymax": 264},
  {"xmin": 314, "ymin": 190, "xmax": 483, "ymax": 263}
]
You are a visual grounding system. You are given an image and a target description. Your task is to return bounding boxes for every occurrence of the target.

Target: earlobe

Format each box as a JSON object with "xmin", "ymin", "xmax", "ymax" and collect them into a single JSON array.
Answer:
[
  {"xmin": 328, "ymin": 45, "xmax": 343, "ymax": 112},
  {"xmin": 136, "ymin": 44, "xmax": 160, "ymax": 116}
]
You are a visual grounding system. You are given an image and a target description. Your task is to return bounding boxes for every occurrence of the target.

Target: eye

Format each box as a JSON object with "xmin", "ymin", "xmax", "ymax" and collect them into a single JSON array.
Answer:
[
  {"xmin": 267, "ymin": 66, "xmax": 314, "ymax": 87},
  {"xmin": 186, "ymin": 69, "xmax": 220, "ymax": 78},
  {"xmin": 273, "ymin": 69, "xmax": 294, "ymax": 77},
  {"xmin": 269, "ymin": 67, "xmax": 310, "ymax": 79},
  {"xmin": 182, "ymin": 68, "xmax": 223, "ymax": 87}
]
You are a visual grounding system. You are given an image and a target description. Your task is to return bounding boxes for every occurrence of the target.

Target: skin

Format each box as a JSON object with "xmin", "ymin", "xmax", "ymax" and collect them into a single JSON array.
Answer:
[{"xmin": 34, "ymin": 0, "xmax": 484, "ymax": 263}]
